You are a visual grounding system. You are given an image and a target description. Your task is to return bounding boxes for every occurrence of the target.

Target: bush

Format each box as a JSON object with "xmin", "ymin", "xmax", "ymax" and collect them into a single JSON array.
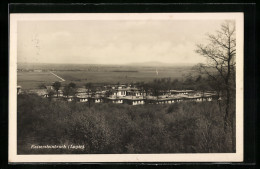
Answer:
[{"xmin": 167, "ymin": 103, "xmax": 180, "ymax": 114}]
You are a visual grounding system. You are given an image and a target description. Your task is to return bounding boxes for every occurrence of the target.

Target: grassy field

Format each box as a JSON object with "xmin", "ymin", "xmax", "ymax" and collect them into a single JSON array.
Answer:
[
  {"xmin": 17, "ymin": 72, "xmax": 61, "ymax": 89},
  {"xmin": 17, "ymin": 64, "xmax": 198, "ymax": 89}
]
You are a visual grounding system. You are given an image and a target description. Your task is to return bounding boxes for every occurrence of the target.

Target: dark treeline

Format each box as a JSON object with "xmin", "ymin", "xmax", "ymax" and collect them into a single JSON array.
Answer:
[
  {"xmin": 134, "ymin": 75, "xmax": 213, "ymax": 93},
  {"xmin": 17, "ymin": 93, "xmax": 234, "ymax": 154},
  {"xmin": 112, "ymin": 74, "xmax": 213, "ymax": 91}
]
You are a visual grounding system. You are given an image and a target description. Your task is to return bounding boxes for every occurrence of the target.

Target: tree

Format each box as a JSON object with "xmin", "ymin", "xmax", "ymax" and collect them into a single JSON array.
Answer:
[
  {"xmin": 130, "ymin": 88, "xmax": 135, "ymax": 100},
  {"xmin": 143, "ymin": 83, "xmax": 150, "ymax": 99},
  {"xmin": 105, "ymin": 89, "xmax": 112, "ymax": 98},
  {"xmin": 151, "ymin": 79, "xmax": 161, "ymax": 102},
  {"xmin": 195, "ymin": 21, "xmax": 236, "ymax": 151},
  {"xmin": 91, "ymin": 86, "xmax": 97, "ymax": 103},
  {"xmin": 115, "ymin": 86, "xmax": 118, "ymax": 99},
  {"xmin": 38, "ymin": 83, "xmax": 47, "ymax": 89},
  {"xmin": 184, "ymin": 73, "xmax": 194, "ymax": 85},
  {"xmin": 85, "ymin": 83, "xmax": 93, "ymax": 108},
  {"xmin": 165, "ymin": 78, "xmax": 172, "ymax": 97},
  {"xmin": 137, "ymin": 82, "xmax": 145, "ymax": 99},
  {"xmin": 62, "ymin": 85, "xmax": 70, "ymax": 98},
  {"xmin": 69, "ymin": 83, "xmax": 77, "ymax": 101},
  {"xmin": 195, "ymin": 75, "xmax": 202, "ymax": 82},
  {"xmin": 47, "ymin": 89, "xmax": 55, "ymax": 101},
  {"xmin": 63, "ymin": 83, "xmax": 77, "ymax": 100},
  {"xmin": 130, "ymin": 82, "xmax": 134, "ymax": 88},
  {"xmin": 62, "ymin": 85, "xmax": 77, "ymax": 99},
  {"xmin": 68, "ymin": 82, "xmax": 76, "ymax": 89},
  {"xmin": 52, "ymin": 81, "xmax": 61, "ymax": 98},
  {"xmin": 172, "ymin": 79, "xmax": 180, "ymax": 90}
]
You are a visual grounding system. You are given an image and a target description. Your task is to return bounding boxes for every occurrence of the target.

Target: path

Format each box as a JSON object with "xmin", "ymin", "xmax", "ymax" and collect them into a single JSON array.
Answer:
[{"xmin": 50, "ymin": 71, "xmax": 66, "ymax": 82}]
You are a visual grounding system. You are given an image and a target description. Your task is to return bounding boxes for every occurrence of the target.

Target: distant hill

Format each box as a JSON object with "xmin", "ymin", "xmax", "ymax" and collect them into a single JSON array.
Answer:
[
  {"xmin": 17, "ymin": 61, "xmax": 196, "ymax": 70},
  {"xmin": 126, "ymin": 61, "xmax": 194, "ymax": 67}
]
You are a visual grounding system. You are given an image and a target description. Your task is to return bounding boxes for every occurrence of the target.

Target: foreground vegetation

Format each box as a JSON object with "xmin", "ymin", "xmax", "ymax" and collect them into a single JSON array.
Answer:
[{"xmin": 17, "ymin": 93, "xmax": 234, "ymax": 154}]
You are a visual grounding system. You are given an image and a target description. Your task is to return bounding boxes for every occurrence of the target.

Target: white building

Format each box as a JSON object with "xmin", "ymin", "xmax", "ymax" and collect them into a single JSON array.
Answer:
[
  {"xmin": 112, "ymin": 89, "xmax": 127, "ymax": 97},
  {"xmin": 94, "ymin": 98, "xmax": 102, "ymax": 103},
  {"xmin": 132, "ymin": 100, "xmax": 145, "ymax": 105},
  {"xmin": 112, "ymin": 99, "xmax": 123, "ymax": 104}
]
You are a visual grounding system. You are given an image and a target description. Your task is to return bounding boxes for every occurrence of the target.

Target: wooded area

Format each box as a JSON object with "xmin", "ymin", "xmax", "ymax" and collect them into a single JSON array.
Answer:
[{"xmin": 17, "ymin": 93, "xmax": 235, "ymax": 154}]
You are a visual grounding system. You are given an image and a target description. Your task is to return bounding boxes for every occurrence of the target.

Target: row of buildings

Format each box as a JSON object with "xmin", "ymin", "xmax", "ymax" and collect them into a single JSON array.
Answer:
[{"xmin": 18, "ymin": 84, "xmax": 218, "ymax": 105}]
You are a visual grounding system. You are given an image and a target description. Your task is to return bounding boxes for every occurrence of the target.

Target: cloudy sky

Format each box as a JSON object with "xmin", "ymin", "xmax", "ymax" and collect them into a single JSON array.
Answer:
[{"xmin": 17, "ymin": 20, "xmax": 224, "ymax": 65}]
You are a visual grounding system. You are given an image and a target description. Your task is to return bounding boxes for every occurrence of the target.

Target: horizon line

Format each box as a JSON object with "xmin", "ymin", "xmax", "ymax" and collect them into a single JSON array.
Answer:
[{"xmin": 17, "ymin": 62, "xmax": 198, "ymax": 65}]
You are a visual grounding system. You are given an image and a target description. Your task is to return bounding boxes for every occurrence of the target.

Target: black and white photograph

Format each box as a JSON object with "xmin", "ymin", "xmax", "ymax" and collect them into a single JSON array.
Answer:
[{"xmin": 9, "ymin": 13, "xmax": 244, "ymax": 162}]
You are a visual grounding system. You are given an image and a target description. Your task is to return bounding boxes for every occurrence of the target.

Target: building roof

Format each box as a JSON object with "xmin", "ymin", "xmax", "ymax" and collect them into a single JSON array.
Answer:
[
  {"xmin": 28, "ymin": 89, "xmax": 48, "ymax": 95},
  {"xmin": 170, "ymin": 90, "xmax": 194, "ymax": 93},
  {"xmin": 76, "ymin": 93, "xmax": 90, "ymax": 98},
  {"xmin": 108, "ymin": 95, "xmax": 144, "ymax": 100},
  {"xmin": 76, "ymin": 88, "xmax": 88, "ymax": 93}
]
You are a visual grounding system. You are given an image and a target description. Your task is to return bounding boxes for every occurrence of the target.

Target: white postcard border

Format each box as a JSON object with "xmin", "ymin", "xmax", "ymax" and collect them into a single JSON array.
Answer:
[{"xmin": 9, "ymin": 13, "xmax": 244, "ymax": 163}]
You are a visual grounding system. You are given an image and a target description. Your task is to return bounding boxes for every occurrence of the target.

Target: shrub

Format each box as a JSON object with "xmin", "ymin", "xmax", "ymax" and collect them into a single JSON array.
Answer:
[{"xmin": 166, "ymin": 103, "xmax": 180, "ymax": 114}]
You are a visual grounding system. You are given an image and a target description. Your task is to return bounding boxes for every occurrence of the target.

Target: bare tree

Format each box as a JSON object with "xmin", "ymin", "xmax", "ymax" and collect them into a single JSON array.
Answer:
[
  {"xmin": 52, "ymin": 81, "xmax": 61, "ymax": 98},
  {"xmin": 195, "ymin": 21, "xmax": 236, "ymax": 151}
]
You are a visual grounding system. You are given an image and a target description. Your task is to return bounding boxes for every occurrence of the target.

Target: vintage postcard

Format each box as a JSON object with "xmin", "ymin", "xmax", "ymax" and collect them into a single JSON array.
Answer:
[{"xmin": 9, "ymin": 13, "xmax": 244, "ymax": 162}]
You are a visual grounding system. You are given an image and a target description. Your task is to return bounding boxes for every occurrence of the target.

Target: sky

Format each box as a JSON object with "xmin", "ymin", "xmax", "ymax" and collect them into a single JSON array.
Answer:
[{"xmin": 17, "ymin": 20, "xmax": 224, "ymax": 65}]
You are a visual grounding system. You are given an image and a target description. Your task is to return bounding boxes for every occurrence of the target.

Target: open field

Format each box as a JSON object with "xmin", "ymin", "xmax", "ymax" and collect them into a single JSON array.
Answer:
[
  {"xmin": 18, "ymin": 72, "xmax": 61, "ymax": 89},
  {"xmin": 18, "ymin": 63, "xmax": 198, "ymax": 89}
]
